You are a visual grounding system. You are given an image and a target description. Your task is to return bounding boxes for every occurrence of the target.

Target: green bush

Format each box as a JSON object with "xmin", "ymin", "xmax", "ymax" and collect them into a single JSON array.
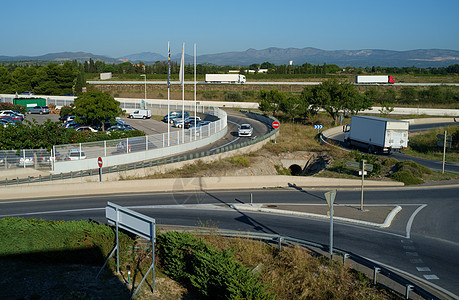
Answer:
[
  {"xmin": 157, "ymin": 231, "xmax": 273, "ymax": 300},
  {"xmin": 231, "ymin": 155, "xmax": 250, "ymax": 167},
  {"xmin": 350, "ymin": 151, "xmax": 382, "ymax": 175},
  {"xmin": 224, "ymin": 91, "xmax": 244, "ymax": 102},
  {"xmin": 395, "ymin": 160, "xmax": 432, "ymax": 175},
  {"xmin": 390, "ymin": 170, "xmax": 424, "ymax": 185}
]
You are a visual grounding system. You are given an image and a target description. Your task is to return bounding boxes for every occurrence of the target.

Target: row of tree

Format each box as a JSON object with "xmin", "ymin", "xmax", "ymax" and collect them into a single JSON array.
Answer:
[
  {"xmin": 0, "ymin": 62, "xmax": 82, "ymax": 95},
  {"xmin": 258, "ymin": 80, "xmax": 373, "ymax": 123}
]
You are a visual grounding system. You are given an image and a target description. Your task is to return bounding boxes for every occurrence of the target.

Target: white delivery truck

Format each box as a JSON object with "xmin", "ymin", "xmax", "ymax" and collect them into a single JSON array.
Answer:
[
  {"xmin": 343, "ymin": 115, "xmax": 409, "ymax": 154},
  {"xmin": 355, "ymin": 75, "xmax": 395, "ymax": 84},
  {"xmin": 129, "ymin": 109, "xmax": 151, "ymax": 119},
  {"xmin": 205, "ymin": 74, "xmax": 246, "ymax": 84}
]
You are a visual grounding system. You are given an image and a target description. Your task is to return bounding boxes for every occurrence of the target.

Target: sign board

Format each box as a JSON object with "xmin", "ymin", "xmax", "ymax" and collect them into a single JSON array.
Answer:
[
  {"xmin": 272, "ymin": 121, "xmax": 280, "ymax": 129},
  {"xmin": 101, "ymin": 202, "xmax": 156, "ymax": 297},
  {"xmin": 98, "ymin": 157, "xmax": 103, "ymax": 168},
  {"xmin": 324, "ymin": 190, "xmax": 337, "ymax": 208},
  {"xmin": 314, "ymin": 125, "xmax": 323, "ymax": 129},
  {"xmin": 105, "ymin": 202, "xmax": 155, "ymax": 240},
  {"xmin": 437, "ymin": 140, "xmax": 452, "ymax": 148},
  {"xmin": 346, "ymin": 161, "xmax": 373, "ymax": 171},
  {"xmin": 361, "ymin": 162, "xmax": 373, "ymax": 171},
  {"xmin": 359, "ymin": 171, "xmax": 368, "ymax": 176},
  {"xmin": 437, "ymin": 134, "xmax": 452, "ymax": 141}
]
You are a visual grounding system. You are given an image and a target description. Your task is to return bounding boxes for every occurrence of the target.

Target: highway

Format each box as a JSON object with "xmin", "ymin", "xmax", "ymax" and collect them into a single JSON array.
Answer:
[
  {"xmin": 1, "ymin": 186, "xmax": 458, "ymax": 297},
  {"xmin": 87, "ymin": 80, "xmax": 459, "ymax": 87}
]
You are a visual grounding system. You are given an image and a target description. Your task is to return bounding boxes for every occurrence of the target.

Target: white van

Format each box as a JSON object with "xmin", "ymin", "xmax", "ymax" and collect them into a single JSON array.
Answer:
[{"xmin": 129, "ymin": 109, "xmax": 152, "ymax": 119}]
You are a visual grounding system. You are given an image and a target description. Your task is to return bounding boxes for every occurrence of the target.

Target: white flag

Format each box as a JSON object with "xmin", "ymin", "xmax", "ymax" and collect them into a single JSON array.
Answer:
[{"xmin": 179, "ymin": 43, "xmax": 185, "ymax": 86}]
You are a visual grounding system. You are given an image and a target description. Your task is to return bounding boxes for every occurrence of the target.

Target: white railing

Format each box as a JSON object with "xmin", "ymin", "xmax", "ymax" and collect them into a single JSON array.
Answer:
[{"xmin": 51, "ymin": 106, "xmax": 227, "ymax": 173}]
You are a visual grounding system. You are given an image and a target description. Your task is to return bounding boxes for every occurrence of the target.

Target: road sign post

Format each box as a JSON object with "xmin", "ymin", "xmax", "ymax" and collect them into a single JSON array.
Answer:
[
  {"xmin": 324, "ymin": 190, "xmax": 337, "ymax": 260},
  {"xmin": 314, "ymin": 124, "xmax": 323, "ymax": 134},
  {"xmin": 272, "ymin": 121, "xmax": 280, "ymax": 144},
  {"xmin": 98, "ymin": 157, "xmax": 103, "ymax": 182},
  {"xmin": 360, "ymin": 160, "xmax": 366, "ymax": 210},
  {"xmin": 437, "ymin": 131, "xmax": 452, "ymax": 174}
]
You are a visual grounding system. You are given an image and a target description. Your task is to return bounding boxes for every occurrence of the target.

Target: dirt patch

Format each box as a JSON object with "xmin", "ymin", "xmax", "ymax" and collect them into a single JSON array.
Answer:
[{"xmin": 0, "ymin": 258, "xmax": 189, "ymax": 299}]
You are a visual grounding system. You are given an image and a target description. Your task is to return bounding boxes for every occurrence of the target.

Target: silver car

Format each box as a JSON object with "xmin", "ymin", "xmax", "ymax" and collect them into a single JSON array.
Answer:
[{"xmin": 27, "ymin": 106, "xmax": 50, "ymax": 114}]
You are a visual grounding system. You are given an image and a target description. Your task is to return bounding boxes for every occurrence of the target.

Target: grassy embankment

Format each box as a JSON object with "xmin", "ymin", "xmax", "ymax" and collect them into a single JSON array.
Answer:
[
  {"xmin": 131, "ymin": 112, "xmax": 459, "ymax": 185},
  {"xmin": 404, "ymin": 125, "xmax": 459, "ymax": 162},
  {"xmin": 0, "ymin": 217, "xmax": 400, "ymax": 299}
]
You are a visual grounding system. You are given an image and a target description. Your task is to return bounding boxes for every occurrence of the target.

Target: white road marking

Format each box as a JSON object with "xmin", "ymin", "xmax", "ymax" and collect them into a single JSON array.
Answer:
[
  {"xmin": 424, "ymin": 275, "xmax": 439, "ymax": 280},
  {"xmin": 417, "ymin": 267, "xmax": 431, "ymax": 272},
  {"xmin": 410, "ymin": 259, "xmax": 423, "ymax": 264},
  {"xmin": 406, "ymin": 204, "xmax": 427, "ymax": 239}
]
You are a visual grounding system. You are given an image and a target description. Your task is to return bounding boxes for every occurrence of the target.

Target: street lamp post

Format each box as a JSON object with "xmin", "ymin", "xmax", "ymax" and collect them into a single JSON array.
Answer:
[{"xmin": 140, "ymin": 74, "xmax": 146, "ymax": 108}]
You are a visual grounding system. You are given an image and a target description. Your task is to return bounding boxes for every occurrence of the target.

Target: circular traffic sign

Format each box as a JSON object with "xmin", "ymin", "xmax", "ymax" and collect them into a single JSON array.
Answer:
[
  {"xmin": 272, "ymin": 121, "xmax": 280, "ymax": 129},
  {"xmin": 98, "ymin": 157, "xmax": 103, "ymax": 168}
]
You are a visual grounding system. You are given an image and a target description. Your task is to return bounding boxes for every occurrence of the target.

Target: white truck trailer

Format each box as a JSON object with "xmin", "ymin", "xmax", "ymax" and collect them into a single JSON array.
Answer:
[
  {"xmin": 355, "ymin": 75, "xmax": 395, "ymax": 84},
  {"xmin": 343, "ymin": 115, "xmax": 409, "ymax": 154},
  {"xmin": 205, "ymin": 74, "xmax": 246, "ymax": 84}
]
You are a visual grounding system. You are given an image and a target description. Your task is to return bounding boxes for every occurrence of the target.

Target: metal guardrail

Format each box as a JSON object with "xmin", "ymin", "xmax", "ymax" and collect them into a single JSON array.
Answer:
[{"xmin": 159, "ymin": 226, "xmax": 444, "ymax": 300}]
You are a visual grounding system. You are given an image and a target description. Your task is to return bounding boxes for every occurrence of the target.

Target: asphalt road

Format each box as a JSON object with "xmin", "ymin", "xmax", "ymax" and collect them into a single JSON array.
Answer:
[{"xmin": 1, "ymin": 186, "xmax": 458, "ymax": 296}]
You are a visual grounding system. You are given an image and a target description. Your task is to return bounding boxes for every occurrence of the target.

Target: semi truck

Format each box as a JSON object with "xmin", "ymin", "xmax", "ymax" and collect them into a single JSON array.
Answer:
[
  {"xmin": 205, "ymin": 74, "xmax": 246, "ymax": 84},
  {"xmin": 343, "ymin": 115, "xmax": 409, "ymax": 154},
  {"xmin": 355, "ymin": 75, "xmax": 395, "ymax": 84}
]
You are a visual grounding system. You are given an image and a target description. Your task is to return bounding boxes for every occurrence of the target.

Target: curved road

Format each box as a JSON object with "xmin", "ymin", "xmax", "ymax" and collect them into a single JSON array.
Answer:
[
  {"xmin": 328, "ymin": 122, "xmax": 459, "ymax": 173},
  {"xmin": 1, "ymin": 186, "xmax": 458, "ymax": 297}
]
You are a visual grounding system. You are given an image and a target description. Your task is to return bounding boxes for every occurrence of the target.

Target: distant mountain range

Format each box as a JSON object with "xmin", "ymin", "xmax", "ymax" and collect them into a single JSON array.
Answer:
[{"xmin": 1, "ymin": 47, "xmax": 458, "ymax": 68}]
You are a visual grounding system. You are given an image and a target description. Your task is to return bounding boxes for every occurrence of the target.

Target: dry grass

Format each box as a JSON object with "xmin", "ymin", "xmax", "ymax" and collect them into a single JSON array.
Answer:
[{"xmin": 195, "ymin": 232, "xmax": 399, "ymax": 300}]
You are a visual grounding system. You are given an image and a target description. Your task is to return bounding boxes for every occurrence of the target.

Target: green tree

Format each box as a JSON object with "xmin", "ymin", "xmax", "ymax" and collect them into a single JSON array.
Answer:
[
  {"xmin": 71, "ymin": 91, "xmax": 122, "ymax": 131},
  {"xmin": 0, "ymin": 66, "xmax": 13, "ymax": 93},
  {"xmin": 310, "ymin": 79, "xmax": 372, "ymax": 123},
  {"xmin": 258, "ymin": 89, "xmax": 285, "ymax": 116}
]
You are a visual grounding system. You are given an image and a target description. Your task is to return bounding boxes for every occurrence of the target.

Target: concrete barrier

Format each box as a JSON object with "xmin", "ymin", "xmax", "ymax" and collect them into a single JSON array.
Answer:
[{"xmin": 0, "ymin": 175, "xmax": 404, "ymax": 201}]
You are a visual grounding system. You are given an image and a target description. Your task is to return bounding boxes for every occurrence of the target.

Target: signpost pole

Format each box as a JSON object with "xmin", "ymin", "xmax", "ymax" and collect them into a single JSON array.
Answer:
[
  {"xmin": 98, "ymin": 157, "xmax": 103, "ymax": 182},
  {"xmin": 360, "ymin": 159, "xmax": 366, "ymax": 211},
  {"xmin": 324, "ymin": 190, "xmax": 336, "ymax": 260},
  {"xmin": 442, "ymin": 130, "xmax": 447, "ymax": 174}
]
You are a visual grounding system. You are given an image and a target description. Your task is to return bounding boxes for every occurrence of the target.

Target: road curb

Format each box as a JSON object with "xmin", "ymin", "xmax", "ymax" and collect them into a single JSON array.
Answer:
[{"xmin": 230, "ymin": 204, "xmax": 402, "ymax": 228}]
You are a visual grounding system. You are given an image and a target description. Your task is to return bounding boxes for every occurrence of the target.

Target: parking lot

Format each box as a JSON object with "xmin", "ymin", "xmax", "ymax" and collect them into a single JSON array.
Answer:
[{"xmin": 24, "ymin": 113, "xmax": 180, "ymax": 136}]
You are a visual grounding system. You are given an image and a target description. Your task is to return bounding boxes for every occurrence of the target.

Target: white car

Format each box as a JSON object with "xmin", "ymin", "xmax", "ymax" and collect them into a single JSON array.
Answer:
[
  {"xmin": 238, "ymin": 124, "xmax": 253, "ymax": 137},
  {"xmin": 129, "ymin": 109, "xmax": 151, "ymax": 119},
  {"xmin": 65, "ymin": 149, "xmax": 87, "ymax": 161},
  {"xmin": 172, "ymin": 117, "xmax": 188, "ymax": 128}
]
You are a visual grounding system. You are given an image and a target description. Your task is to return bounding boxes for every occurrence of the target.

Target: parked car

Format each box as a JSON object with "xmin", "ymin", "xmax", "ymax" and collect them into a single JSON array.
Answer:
[
  {"xmin": 238, "ymin": 124, "xmax": 253, "ymax": 137},
  {"xmin": 0, "ymin": 110, "xmax": 24, "ymax": 120},
  {"xmin": 163, "ymin": 111, "xmax": 189, "ymax": 123},
  {"xmin": 172, "ymin": 117, "xmax": 189, "ymax": 128},
  {"xmin": 17, "ymin": 154, "xmax": 35, "ymax": 167},
  {"xmin": 20, "ymin": 91, "xmax": 34, "ymax": 95},
  {"xmin": 0, "ymin": 116, "xmax": 21, "ymax": 124},
  {"xmin": 129, "ymin": 109, "xmax": 151, "ymax": 119},
  {"xmin": 1, "ymin": 113, "xmax": 23, "ymax": 122},
  {"xmin": 75, "ymin": 125, "xmax": 98, "ymax": 132},
  {"xmin": 27, "ymin": 106, "xmax": 50, "ymax": 114},
  {"xmin": 64, "ymin": 149, "xmax": 87, "ymax": 161},
  {"xmin": 37, "ymin": 150, "xmax": 52, "ymax": 167},
  {"xmin": 107, "ymin": 124, "xmax": 134, "ymax": 131}
]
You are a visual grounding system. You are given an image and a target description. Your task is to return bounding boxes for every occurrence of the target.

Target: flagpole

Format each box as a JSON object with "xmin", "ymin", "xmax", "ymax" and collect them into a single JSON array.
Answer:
[
  {"xmin": 167, "ymin": 41, "xmax": 171, "ymax": 146},
  {"xmin": 194, "ymin": 43, "xmax": 197, "ymax": 140},
  {"xmin": 181, "ymin": 42, "xmax": 185, "ymax": 144}
]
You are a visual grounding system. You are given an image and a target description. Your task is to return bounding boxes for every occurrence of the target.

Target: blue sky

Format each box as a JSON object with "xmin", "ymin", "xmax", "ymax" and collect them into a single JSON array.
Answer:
[{"xmin": 2, "ymin": 0, "xmax": 458, "ymax": 57}]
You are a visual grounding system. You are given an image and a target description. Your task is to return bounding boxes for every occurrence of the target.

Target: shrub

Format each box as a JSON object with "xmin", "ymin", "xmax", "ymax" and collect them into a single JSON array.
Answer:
[
  {"xmin": 59, "ymin": 105, "xmax": 73, "ymax": 117},
  {"xmin": 224, "ymin": 91, "xmax": 244, "ymax": 102},
  {"xmin": 390, "ymin": 170, "xmax": 424, "ymax": 185},
  {"xmin": 395, "ymin": 160, "xmax": 432, "ymax": 175},
  {"xmin": 231, "ymin": 155, "xmax": 250, "ymax": 167},
  {"xmin": 157, "ymin": 231, "xmax": 273, "ymax": 299}
]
